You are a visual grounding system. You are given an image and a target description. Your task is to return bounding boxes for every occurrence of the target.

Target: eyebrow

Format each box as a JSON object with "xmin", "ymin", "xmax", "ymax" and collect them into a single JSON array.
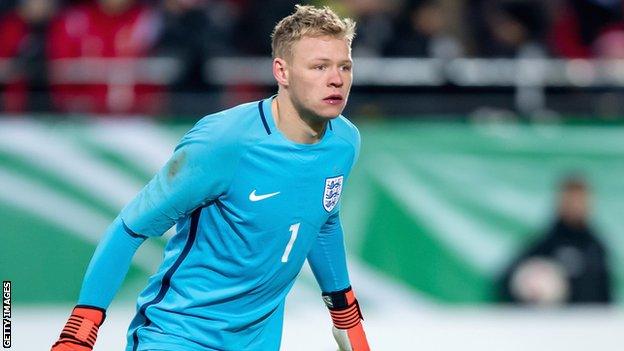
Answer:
[{"xmin": 310, "ymin": 58, "xmax": 353, "ymax": 64}]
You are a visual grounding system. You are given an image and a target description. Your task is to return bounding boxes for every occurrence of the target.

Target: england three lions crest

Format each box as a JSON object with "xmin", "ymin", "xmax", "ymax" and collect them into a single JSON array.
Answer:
[{"xmin": 323, "ymin": 175, "xmax": 344, "ymax": 212}]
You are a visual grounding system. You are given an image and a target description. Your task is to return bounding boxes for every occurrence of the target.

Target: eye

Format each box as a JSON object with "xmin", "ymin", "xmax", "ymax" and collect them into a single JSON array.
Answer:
[
  {"xmin": 341, "ymin": 65, "xmax": 352, "ymax": 72},
  {"xmin": 314, "ymin": 64, "xmax": 327, "ymax": 70}
]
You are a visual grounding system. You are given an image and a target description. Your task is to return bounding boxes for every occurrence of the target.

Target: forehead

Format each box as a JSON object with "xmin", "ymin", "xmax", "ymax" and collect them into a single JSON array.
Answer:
[
  {"xmin": 290, "ymin": 35, "xmax": 352, "ymax": 62},
  {"xmin": 562, "ymin": 188, "xmax": 588, "ymax": 200}
]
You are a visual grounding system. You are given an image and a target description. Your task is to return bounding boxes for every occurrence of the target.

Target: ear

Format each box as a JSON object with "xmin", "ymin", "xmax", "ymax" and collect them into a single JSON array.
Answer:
[{"xmin": 273, "ymin": 57, "xmax": 289, "ymax": 87}]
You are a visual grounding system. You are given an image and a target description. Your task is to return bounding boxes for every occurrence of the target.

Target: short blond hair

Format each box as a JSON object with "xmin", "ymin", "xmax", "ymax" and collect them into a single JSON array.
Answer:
[{"xmin": 271, "ymin": 4, "xmax": 356, "ymax": 59}]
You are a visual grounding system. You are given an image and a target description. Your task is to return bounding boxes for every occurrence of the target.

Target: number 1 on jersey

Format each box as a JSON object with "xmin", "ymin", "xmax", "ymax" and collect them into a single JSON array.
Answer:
[{"xmin": 282, "ymin": 223, "xmax": 300, "ymax": 263}]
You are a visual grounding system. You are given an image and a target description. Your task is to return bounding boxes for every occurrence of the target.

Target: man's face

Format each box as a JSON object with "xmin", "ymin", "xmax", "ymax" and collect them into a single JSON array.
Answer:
[
  {"xmin": 285, "ymin": 35, "xmax": 353, "ymax": 120},
  {"xmin": 559, "ymin": 188, "xmax": 589, "ymax": 226}
]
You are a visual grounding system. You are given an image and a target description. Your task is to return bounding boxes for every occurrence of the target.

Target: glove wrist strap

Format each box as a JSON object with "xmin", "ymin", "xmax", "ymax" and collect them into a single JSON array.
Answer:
[
  {"xmin": 322, "ymin": 286, "xmax": 364, "ymax": 330},
  {"xmin": 54, "ymin": 305, "xmax": 106, "ymax": 349}
]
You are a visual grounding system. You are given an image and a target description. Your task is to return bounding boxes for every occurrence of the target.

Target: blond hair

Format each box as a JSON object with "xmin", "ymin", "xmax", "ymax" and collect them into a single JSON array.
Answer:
[{"xmin": 271, "ymin": 4, "xmax": 356, "ymax": 59}]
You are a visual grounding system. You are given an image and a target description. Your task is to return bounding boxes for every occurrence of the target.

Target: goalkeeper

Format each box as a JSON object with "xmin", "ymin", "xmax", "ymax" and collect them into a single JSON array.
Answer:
[{"xmin": 52, "ymin": 4, "xmax": 370, "ymax": 351}]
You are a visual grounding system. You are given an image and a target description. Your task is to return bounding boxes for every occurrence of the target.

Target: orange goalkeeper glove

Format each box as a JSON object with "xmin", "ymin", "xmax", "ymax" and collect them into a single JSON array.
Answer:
[
  {"xmin": 323, "ymin": 286, "xmax": 370, "ymax": 351},
  {"xmin": 51, "ymin": 305, "xmax": 105, "ymax": 351}
]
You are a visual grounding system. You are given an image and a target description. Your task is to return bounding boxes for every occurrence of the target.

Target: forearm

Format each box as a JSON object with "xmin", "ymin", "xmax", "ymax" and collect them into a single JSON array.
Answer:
[
  {"xmin": 307, "ymin": 215, "xmax": 350, "ymax": 293},
  {"xmin": 77, "ymin": 216, "xmax": 146, "ymax": 308}
]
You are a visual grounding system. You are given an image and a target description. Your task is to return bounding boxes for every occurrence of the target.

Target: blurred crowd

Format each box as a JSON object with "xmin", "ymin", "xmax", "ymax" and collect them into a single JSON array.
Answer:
[{"xmin": 1, "ymin": 0, "xmax": 624, "ymax": 114}]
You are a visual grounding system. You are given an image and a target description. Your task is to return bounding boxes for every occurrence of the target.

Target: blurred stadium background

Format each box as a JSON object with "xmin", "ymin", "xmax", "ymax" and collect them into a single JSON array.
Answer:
[{"xmin": 2, "ymin": 0, "xmax": 624, "ymax": 350}]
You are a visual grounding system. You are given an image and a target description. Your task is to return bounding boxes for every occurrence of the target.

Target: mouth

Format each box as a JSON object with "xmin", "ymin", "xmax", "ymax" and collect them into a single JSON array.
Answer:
[{"xmin": 323, "ymin": 94, "xmax": 344, "ymax": 105}]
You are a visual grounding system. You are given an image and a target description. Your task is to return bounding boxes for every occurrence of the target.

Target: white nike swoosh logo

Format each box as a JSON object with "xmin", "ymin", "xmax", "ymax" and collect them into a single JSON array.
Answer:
[{"xmin": 249, "ymin": 189, "xmax": 280, "ymax": 202}]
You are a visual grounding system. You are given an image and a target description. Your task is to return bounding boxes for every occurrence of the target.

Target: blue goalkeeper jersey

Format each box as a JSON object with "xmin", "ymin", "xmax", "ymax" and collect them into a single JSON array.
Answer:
[{"xmin": 80, "ymin": 96, "xmax": 360, "ymax": 351}]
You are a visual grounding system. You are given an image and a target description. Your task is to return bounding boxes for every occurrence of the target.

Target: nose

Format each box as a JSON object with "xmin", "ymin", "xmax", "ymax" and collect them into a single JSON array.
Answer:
[{"xmin": 327, "ymin": 67, "xmax": 343, "ymax": 88}]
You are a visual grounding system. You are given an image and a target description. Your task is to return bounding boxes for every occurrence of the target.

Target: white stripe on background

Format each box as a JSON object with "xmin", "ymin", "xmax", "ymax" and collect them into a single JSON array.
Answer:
[
  {"xmin": 367, "ymin": 153, "xmax": 515, "ymax": 275},
  {"xmin": 409, "ymin": 154, "xmax": 549, "ymax": 227},
  {"xmin": 0, "ymin": 166, "xmax": 163, "ymax": 273},
  {"xmin": 83, "ymin": 119, "xmax": 179, "ymax": 176},
  {"xmin": 0, "ymin": 119, "xmax": 144, "ymax": 210}
]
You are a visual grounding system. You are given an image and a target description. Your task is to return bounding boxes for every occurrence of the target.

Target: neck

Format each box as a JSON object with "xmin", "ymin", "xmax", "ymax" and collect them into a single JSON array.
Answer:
[{"xmin": 272, "ymin": 93, "xmax": 327, "ymax": 144}]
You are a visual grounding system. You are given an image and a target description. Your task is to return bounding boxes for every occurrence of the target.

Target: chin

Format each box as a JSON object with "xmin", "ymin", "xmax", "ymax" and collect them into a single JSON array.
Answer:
[
  {"xmin": 315, "ymin": 105, "xmax": 344, "ymax": 119},
  {"xmin": 318, "ymin": 112, "xmax": 341, "ymax": 120}
]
